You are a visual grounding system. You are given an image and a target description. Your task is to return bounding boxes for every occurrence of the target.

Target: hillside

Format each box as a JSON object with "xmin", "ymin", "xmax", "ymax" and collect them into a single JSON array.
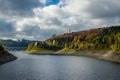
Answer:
[
  {"xmin": 0, "ymin": 43, "xmax": 17, "ymax": 65},
  {"xmin": 0, "ymin": 39, "xmax": 36, "ymax": 47},
  {"xmin": 26, "ymin": 26, "xmax": 120, "ymax": 52},
  {"xmin": 25, "ymin": 26, "xmax": 120, "ymax": 63}
]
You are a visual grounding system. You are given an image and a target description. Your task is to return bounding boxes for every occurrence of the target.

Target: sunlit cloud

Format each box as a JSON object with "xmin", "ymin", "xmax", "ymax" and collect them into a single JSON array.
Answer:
[{"xmin": 0, "ymin": 0, "xmax": 120, "ymax": 40}]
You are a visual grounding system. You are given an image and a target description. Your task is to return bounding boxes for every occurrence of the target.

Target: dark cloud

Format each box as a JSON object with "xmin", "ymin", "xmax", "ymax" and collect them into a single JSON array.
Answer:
[
  {"xmin": 0, "ymin": 0, "xmax": 43, "ymax": 17},
  {"xmin": 86, "ymin": 0, "xmax": 120, "ymax": 18},
  {"xmin": 22, "ymin": 25, "xmax": 40, "ymax": 36},
  {"xmin": 22, "ymin": 25, "xmax": 62, "ymax": 40},
  {"xmin": 0, "ymin": 20, "xmax": 15, "ymax": 32},
  {"xmin": 0, "ymin": 19, "xmax": 17, "ymax": 39}
]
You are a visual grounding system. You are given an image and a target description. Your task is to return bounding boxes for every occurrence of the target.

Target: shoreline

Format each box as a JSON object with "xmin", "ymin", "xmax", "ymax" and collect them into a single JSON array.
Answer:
[
  {"xmin": 0, "ymin": 51, "xmax": 17, "ymax": 65},
  {"xmin": 25, "ymin": 50, "xmax": 120, "ymax": 63}
]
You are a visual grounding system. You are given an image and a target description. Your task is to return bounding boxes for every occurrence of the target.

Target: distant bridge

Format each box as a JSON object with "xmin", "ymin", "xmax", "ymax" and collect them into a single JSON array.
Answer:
[{"xmin": 6, "ymin": 47, "xmax": 27, "ymax": 51}]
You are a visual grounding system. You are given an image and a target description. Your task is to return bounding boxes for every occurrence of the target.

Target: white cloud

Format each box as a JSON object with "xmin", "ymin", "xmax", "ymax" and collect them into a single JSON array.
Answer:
[
  {"xmin": 0, "ymin": 0, "xmax": 120, "ymax": 40},
  {"xmin": 39, "ymin": 0, "xmax": 46, "ymax": 4},
  {"xmin": 16, "ymin": 0, "xmax": 92, "ymax": 32}
]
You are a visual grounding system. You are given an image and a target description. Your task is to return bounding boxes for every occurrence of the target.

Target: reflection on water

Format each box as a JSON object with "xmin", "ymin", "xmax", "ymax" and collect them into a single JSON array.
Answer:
[{"xmin": 0, "ymin": 51, "xmax": 120, "ymax": 80}]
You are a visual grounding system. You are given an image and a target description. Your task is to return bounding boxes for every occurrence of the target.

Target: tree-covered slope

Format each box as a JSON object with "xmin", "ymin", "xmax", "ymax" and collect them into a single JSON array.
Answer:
[
  {"xmin": 0, "ymin": 43, "xmax": 17, "ymax": 65},
  {"xmin": 26, "ymin": 26, "xmax": 120, "ymax": 51}
]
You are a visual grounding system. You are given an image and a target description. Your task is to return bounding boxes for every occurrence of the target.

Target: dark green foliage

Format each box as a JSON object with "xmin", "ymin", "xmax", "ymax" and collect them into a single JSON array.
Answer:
[
  {"xmin": 0, "ymin": 43, "xmax": 5, "ymax": 51},
  {"xmin": 0, "ymin": 43, "xmax": 17, "ymax": 64},
  {"xmin": 91, "ymin": 26, "xmax": 120, "ymax": 51},
  {"xmin": 26, "ymin": 41, "xmax": 62, "ymax": 51},
  {"xmin": 27, "ymin": 26, "xmax": 120, "ymax": 51}
]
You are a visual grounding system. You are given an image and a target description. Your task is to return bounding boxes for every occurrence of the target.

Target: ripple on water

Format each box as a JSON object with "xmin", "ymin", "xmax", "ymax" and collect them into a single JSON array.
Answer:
[{"xmin": 0, "ymin": 51, "xmax": 120, "ymax": 80}]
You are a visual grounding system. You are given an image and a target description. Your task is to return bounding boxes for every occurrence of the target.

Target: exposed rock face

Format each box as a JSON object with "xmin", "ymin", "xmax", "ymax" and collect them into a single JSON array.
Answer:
[{"xmin": 0, "ymin": 44, "xmax": 17, "ymax": 65}]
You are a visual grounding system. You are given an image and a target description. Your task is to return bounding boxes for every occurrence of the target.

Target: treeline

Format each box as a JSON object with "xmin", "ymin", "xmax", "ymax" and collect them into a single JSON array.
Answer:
[
  {"xmin": 70, "ymin": 27, "xmax": 120, "ymax": 51},
  {"xmin": 0, "ymin": 39, "xmax": 35, "ymax": 47},
  {"xmin": 26, "ymin": 41, "xmax": 62, "ymax": 51},
  {"xmin": 27, "ymin": 26, "xmax": 120, "ymax": 51}
]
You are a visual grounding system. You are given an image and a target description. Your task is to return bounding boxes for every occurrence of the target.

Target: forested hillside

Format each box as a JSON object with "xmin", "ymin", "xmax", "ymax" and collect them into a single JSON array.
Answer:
[
  {"xmin": 0, "ymin": 43, "xmax": 17, "ymax": 64},
  {"xmin": 26, "ymin": 26, "xmax": 120, "ymax": 51}
]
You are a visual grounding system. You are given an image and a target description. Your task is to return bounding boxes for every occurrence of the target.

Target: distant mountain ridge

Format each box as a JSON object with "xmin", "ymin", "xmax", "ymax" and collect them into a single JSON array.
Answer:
[
  {"xmin": 0, "ymin": 39, "xmax": 36, "ymax": 47},
  {"xmin": 26, "ymin": 26, "xmax": 120, "ymax": 51}
]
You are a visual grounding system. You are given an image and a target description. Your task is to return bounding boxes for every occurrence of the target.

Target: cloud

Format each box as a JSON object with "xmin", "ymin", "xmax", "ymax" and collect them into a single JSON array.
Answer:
[
  {"xmin": 0, "ymin": 19, "xmax": 17, "ymax": 39},
  {"xmin": 0, "ymin": 0, "xmax": 43, "ymax": 18},
  {"xmin": 15, "ymin": 6, "xmax": 90, "ymax": 33},
  {"xmin": 0, "ymin": 20, "xmax": 15, "ymax": 32},
  {"xmin": 15, "ymin": 25, "xmax": 63, "ymax": 40},
  {"xmin": 85, "ymin": 0, "xmax": 120, "ymax": 18},
  {"xmin": 0, "ymin": 0, "xmax": 120, "ymax": 40}
]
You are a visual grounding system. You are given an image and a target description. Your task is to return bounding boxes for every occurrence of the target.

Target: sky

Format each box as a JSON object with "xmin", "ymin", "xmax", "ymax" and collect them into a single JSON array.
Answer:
[{"xmin": 0, "ymin": 0, "xmax": 120, "ymax": 40}]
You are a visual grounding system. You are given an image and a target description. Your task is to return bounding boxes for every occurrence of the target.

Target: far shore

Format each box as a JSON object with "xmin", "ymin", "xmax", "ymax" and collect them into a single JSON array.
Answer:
[{"xmin": 25, "ymin": 49, "xmax": 120, "ymax": 63}]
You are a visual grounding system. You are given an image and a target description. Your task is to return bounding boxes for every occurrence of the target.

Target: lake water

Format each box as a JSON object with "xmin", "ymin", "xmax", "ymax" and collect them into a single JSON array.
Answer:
[{"xmin": 0, "ymin": 51, "xmax": 120, "ymax": 80}]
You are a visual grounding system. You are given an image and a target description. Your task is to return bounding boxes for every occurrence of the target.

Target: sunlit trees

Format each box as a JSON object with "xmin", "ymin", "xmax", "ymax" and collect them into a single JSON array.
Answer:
[{"xmin": 27, "ymin": 26, "xmax": 120, "ymax": 52}]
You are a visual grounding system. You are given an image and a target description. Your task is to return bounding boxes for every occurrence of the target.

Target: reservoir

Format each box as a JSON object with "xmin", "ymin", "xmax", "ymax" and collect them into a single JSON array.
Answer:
[{"xmin": 0, "ymin": 51, "xmax": 120, "ymax": 80}]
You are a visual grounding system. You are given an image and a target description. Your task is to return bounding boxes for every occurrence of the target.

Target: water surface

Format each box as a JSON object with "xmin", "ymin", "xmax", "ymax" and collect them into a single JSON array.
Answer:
[{"xmin": 0, "ymin": 51, "xmax": 120, "ymax": 80}]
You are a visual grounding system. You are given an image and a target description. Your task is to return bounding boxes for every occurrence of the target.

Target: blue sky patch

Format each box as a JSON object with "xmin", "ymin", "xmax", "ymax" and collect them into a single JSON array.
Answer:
[{"xmin": 45, "ymin": 0, "xmax": 60, "ymax": 6}]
